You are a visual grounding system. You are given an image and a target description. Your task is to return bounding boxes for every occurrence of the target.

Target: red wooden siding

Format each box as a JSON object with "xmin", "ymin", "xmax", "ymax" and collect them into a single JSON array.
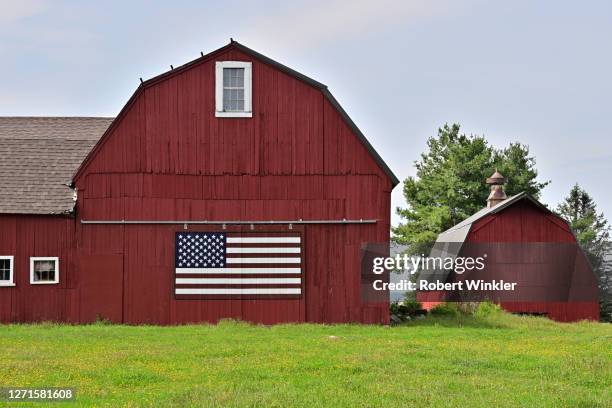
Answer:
[
  {"xmin": 0, "ymin": 215, "xmax": 76, "ymax": 323},
  {"xmin": 1, "ymin": 45, "xmax": 393, "ymax": 325},
  {"xmin": 468, "ymin": 201, "xmax": 575, "ymax": 243}
]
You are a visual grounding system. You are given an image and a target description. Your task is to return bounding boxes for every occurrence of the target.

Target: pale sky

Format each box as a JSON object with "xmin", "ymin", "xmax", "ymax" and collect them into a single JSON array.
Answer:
[{"xmin": 1, "ymin": 0, "xmax": 611, "ymax": 225}]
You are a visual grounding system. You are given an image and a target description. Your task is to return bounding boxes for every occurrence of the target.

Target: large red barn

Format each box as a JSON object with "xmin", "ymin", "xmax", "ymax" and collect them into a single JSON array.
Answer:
[
  {"xmin": 418, "ymin": 172, "xmax": 600, "ymax": 322},
  {"xmin": 0, "ymin": 41, "xmax": 398, "ymax": 325}
]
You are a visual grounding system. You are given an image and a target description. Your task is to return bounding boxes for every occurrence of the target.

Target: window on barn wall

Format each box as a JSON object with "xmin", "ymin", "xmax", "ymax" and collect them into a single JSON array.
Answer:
[
  {"xmin": 0, "ymin": 256, "xmax": 14, "ymax": 286},
  {"xmin": 215, "ymin": 61, "xmax": 252, "ymax": 118},
  {"xmin": 30, "ymin": 257, "xmax": 59, "ymax": 285}
]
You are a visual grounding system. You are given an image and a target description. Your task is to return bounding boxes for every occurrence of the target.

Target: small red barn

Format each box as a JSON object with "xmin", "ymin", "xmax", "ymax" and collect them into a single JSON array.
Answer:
[
  {"xmin": 0, "ymin": 41, "xmax": 398, "ymax": 325},
  {"xmin": 418, "ymin": 172, "xmax": 600, "ymax": 322}
]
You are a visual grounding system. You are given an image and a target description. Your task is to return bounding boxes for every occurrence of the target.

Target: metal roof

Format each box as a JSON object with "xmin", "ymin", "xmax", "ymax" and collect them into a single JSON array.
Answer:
[
  {"xmin": 421, "ymin": 193, "xmax": 548, "ymax": 284},
  {"xmin": 436, "ymin": 192, "xmax": 551, "ymax": 242}
]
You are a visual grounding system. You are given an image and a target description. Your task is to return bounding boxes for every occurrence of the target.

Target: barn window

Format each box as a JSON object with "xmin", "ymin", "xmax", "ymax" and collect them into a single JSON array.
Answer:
[
  {"xmin": 30, "ymin": 257, "xmax": 59, "ymax": 285},
  {"xmin": 0, "ymin": 256, "xmax": 14, "ymax": 286},
  {"xmin": 215, "ymin": 61, "xmax": 252, "ymax": 118}
]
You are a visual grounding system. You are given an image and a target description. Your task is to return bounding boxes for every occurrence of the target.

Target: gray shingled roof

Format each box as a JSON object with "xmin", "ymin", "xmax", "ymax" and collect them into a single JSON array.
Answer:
[{"xmin": 0, "ymin": 117, "xmax": 113, "ymax": 214}]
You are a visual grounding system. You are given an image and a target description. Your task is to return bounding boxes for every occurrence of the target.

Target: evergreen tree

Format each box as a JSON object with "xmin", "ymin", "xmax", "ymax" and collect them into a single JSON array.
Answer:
[
  {"xmin": 392, "ymin": 123, "xmax": 548, "ymax": 255},
  {"xmin": 556, "ymin": 184, "xmax": 612, "ymax": 321}
]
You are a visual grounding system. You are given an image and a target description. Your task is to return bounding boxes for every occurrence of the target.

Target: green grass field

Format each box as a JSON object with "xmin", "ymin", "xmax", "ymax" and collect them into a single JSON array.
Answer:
[{"xmin": 0, "ymin": 311, "xmax": 610, "ymax": 407}]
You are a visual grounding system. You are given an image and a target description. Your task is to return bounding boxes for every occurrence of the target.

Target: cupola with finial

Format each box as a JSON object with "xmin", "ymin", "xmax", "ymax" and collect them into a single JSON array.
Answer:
[{"xmin": 486, "ymin": 169, "xmax": 507, "ymax": 208}]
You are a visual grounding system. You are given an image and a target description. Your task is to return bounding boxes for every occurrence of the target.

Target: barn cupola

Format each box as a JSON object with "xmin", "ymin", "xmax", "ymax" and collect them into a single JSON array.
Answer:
[{"xmin": 486, "ymin": 169, "xmax": 508, "ymax": 208}]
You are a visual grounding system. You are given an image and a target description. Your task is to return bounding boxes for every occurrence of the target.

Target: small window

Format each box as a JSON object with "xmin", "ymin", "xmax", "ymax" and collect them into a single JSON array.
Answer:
[
  {"xmin": 0, "ymin": 256, "xmax": 14, "ymax": 286},
  {"xmin": 215, "ymin": 61, "xmax": 252, "ymax": 117},
  {"xmin": 30, "ymin": 257, "xmax": 59, "ymax": 285}
]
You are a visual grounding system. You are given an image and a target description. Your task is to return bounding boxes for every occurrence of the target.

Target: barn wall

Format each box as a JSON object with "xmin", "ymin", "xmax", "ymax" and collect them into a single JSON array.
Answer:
[
  {"xmin": 0, "ymin": 215, "xmax": 77, "ymax": 323},
  {"xmin": 67, "ymin": 47, "xmax": 392, "ymax": 325}
]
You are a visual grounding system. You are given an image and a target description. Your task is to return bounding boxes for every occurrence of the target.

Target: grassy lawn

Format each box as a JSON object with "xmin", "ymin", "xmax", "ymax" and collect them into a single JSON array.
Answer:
[{"xmin": 0, "ymin": 312, "xmax": 610, "ymax": 407}]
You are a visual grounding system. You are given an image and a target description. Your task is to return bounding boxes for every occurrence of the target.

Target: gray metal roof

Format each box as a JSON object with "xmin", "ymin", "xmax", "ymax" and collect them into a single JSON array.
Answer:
[
  {"xmin": 436, "ymin": 192, "xmax": 551, "ymax": 243},
  {"xmin": 0, "ymin": 117, "xmax": 113, "ymax": 214},
  {"xmin": 426, "ymin": 192, "xmax": 551, "ymax": 270},
  {"xmin": 420, "ymin": 193, "xmax": 535, "ymax": 284}
]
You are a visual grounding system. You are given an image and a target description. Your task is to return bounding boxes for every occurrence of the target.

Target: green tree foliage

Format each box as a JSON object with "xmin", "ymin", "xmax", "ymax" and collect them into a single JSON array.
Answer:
[
  {"xmin": 392, "ymin": 124, "xmax": 548, "ymax": 255},
  {"xmin": 556, "ymin": 184, "xmax": 612, "ymax": 321}
]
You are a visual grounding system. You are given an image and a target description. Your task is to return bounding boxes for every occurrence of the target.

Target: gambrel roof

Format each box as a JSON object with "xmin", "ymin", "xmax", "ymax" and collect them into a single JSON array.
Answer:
[
  {"xmin": 1, "ymin": 41, "xmax": 398, "ymax": 215},
  {"xmin": 74, "ymin": 40, "xmax": 399, "ymax": 186},
  {"xmin": 436, "ymin": 192, "xmax": 553, "ymax": 243},
  {"xmin": 0, "ymin": 117, "xmax": 113, "ymax": 214}
]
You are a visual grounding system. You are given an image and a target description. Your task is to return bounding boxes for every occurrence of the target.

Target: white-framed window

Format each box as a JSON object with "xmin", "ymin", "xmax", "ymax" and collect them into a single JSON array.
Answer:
[
  {"xmin": 0, "ymin": 256, "xmax": 14, "ymax": 287},
  {"xmin": 215, "ymin": 61, "xmax": 252, "ymax": 118},
  {"xmin": 30, "ymin": 257, "xmax": 59, "ymax": 285}
]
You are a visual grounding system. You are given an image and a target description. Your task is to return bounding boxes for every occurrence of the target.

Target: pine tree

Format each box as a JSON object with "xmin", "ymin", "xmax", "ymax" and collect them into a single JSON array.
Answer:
[
  {"xmin": 556, "ymin": 184, "xmax": 612, "ymax": 321},
  {"xmin": 392, "ymin": 123, "xmax": 548, "ymax": 255}
]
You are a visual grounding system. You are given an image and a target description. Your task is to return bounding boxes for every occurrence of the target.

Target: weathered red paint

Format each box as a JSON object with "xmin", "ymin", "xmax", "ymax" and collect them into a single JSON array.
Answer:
[
  {"xmin": 419, "ymin": 200, "xmax": 600, "ymax": 322},
  {"xmin": 0, "ymin": 44, "xmax": 393, "ymax": 325}
]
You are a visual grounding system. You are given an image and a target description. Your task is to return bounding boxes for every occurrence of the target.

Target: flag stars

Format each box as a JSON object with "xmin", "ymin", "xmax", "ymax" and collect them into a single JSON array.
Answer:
[{"xmin": 176, "ymin": 232, "xmax": 226, "ymax": 269}]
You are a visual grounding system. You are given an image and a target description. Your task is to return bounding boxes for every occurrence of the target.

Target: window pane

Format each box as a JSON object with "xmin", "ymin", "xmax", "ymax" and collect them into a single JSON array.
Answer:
[
  {"xmin": 222, "ymin": 67, "xmax": 246, "ymax": 112},
  {"xmin": 223, "ymin": 68, "xmax": 244, "ymax": 88},
  {"xmin": 0, "ymin": 259, "xmax": 9, "ymax": 281},
  {"xmin": 34, "ymin": 260, "xmax": 53, "ymax": 272},
  {"xmin": 234, "ymin": 69, "xmax": 244, "ymax": 87},
  {"xmin": 33, "ymin": 260, "xmax": 56, "ymax": 282}
]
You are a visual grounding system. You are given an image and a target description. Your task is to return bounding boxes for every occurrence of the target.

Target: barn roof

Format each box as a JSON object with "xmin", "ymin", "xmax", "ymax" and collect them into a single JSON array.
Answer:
[
  {"xmin": 2, "ymin": 42, "xmax": 398, "ymax": 215},
  {"xmin": 0, "ymin": 117, "xmax": 113, "ymax": 214},
  {"xmin": 73, "ymin": 40, "xmax": 400, "ymax": 187},
  {"xmin": 419, "ymin": 192, "xmax": 555, "ymax": 284},
  {"xmin": 436, "ymin": 192, "xmax": 552, "ymax": 243}
]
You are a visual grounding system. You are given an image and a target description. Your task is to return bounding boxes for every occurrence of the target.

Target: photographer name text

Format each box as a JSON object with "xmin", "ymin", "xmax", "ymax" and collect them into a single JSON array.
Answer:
[{"xmin": 373, "ymin": 279, "xmax": 518, "ymax": 291}]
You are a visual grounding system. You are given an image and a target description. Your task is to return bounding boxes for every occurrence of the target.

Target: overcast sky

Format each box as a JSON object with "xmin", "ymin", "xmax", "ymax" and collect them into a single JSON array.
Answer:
[{"xmin": 1, "ymin": 0, "xmax": 611, "ymax": 225}]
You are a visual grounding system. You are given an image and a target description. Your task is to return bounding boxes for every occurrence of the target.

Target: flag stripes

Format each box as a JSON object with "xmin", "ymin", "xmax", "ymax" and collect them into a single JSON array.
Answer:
[
  {"xmin": 227, "ymin": 237, "xmax": 300, "ymax": 244},
  {"xmin": 176, "ymin": 267, "xmax": 301, "ymax": 274},
  {"xmin": 175, "ymin": 278, "xmax": 301, "ymax": 285},
  {"xmin": 226, "ymin": 257, "xmax": 301, "ymax": 264},
  {"xmin": 226, "ymin": 247, "xmax": 301, "ymax": 253},
  {"xmin": 175, "ymin": 288, "xmax": 302, "ymax": 295}
]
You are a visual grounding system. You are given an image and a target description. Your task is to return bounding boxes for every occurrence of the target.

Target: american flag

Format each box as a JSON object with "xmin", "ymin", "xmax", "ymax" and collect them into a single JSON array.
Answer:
[{"xmin": 174, "ymin": 232, "xmax": 303, "ymax": 299}]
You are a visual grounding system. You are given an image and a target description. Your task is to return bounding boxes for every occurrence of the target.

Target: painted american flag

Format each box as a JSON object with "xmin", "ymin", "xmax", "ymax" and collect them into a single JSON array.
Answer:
[{"xmin": 174, "ymin": 232, "xmax": 303, "ymax": 299}]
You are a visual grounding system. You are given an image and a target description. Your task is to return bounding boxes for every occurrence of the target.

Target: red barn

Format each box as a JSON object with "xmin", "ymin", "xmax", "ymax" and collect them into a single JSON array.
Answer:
[
  {"xmin": 0, "ymin": 41, "xmax": 398, "ymax": 325},
  {"xmin": 418, "ymin": 171, "xmax": 600, "ymax": 322}
]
